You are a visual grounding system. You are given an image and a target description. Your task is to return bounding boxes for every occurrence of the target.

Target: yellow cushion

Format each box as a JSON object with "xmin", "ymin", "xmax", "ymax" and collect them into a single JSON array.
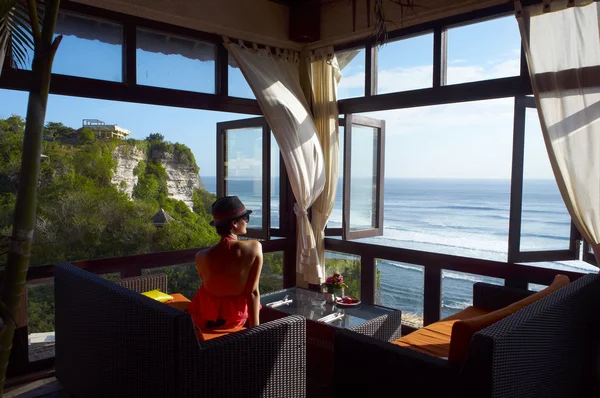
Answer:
[
  {"xmin": 141, "ymin": 289, "xmax": 174, "ymax": 303},
  {"xmin": 392, "ymin": 306, "xmax": 490, "ymax": 358},
  {"xmin": 448, "ymin": 274, "xmax": 570, "ymax": 362}
]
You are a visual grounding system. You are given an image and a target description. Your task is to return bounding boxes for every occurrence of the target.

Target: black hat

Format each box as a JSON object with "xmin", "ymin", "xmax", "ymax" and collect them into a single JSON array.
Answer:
[{"xmin": 210, "ymin": 196, "xmax": 252, "ymax": 227}]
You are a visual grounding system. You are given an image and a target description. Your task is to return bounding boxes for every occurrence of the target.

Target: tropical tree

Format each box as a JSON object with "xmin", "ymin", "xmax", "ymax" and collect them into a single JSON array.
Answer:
[{"xmin": 0, "ymin": 0, "xmax": 62, "ymax": 394}]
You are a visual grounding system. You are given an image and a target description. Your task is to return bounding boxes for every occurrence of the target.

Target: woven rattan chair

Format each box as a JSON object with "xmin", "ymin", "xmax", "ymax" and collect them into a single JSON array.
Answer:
[
  {"xmin": 115, "ymin": 273, "xmax": 168, "ymax": 293},
  {"xmin": 55, "ymin": 262, "xmax": 306, "ymax": 398},
  {"xmin": 334, "ymin": 274, "xmax": 600, "ymax": 398}
]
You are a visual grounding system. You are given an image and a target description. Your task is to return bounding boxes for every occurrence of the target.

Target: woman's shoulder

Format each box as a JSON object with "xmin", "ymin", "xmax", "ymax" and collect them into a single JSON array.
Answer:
[
  {"xmin": 239, "ymin": 239, "xmax": 262, "ymax": 254},
  {"xmin": 195, "ymin": 247, "xmax": 211, "ymax": 260}
]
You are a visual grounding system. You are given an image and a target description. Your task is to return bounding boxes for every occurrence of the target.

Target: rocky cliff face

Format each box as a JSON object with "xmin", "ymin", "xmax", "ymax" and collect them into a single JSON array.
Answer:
[
  {"xmin": 149, "ymin": 150, "xmax": 200, "ymax": 209},
  {"xmin": 111, "ymin": 144, "xmax": 201, "ymax": 208},
  {"xmin": 111, "ymin": 145, "xmax": 145, "ymax": 197}
]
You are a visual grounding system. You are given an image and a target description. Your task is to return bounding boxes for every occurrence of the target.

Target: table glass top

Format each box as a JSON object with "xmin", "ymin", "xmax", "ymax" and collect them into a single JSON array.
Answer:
[{"xmin": 260, "ymin": 287, "xmax": 394, "ymax": 329}]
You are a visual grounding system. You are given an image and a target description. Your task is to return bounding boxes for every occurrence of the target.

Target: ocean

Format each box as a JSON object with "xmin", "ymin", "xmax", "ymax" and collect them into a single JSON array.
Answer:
[{"xmin": 202, "ymin": 176, "xmax": 597, "ymax": 320}]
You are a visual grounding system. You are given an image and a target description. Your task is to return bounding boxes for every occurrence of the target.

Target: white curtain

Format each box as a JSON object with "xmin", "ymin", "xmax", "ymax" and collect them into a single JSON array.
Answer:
[
  {"xmin": 224, "ymin": 39, "xmax": 326, "ymax": 284},
  {"xmin": 516, "ymin": 0, "xmax": 600, "ymax": 262},
  {"xmin": 308, "ymin": 47, "xmax": 342, "ymax": 280}
]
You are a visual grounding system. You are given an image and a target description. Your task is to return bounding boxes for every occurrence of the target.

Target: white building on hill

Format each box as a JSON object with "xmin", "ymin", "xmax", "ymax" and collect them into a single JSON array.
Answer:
[{"xmin": 82, "ymin": 119, "xmax": 131, "ymax": 140}]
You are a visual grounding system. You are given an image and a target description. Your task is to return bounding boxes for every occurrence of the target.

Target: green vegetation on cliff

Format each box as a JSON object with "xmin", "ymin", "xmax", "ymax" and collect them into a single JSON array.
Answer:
[
  {"xmin": 0, "ymin": 116, "xmax": 221, "ymax": 332},
  {"xmin": 1, "ymin": 115, "xmax": 367, "ymax": 334}
]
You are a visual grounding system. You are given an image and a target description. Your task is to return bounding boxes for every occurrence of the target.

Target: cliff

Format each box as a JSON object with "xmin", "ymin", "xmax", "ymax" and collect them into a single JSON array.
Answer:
[
  {"xmin": 111, "ymin": 145, "xmax": 145, "ymax": 197},
  {"xmin": 111, "ymin": 143, "xmax": 203, "ymax": 208}
]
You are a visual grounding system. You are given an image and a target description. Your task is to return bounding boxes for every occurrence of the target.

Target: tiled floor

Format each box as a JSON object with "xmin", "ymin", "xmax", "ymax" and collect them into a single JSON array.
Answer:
[{"xmin": 4, "ymin": 377, "xmax": 63, "ymax": 398}]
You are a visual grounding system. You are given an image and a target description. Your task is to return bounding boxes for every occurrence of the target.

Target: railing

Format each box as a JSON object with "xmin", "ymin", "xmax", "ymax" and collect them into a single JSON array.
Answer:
[
  {"xmin": 8, "ymin": 238, "xmax": 288, "ymax": 378},
  {"xmin": 8, "ymin": 235, "xmax": 592, "ymax": 379},
  {"xmin": 324, "ymin": 238, "xmax": 590, "ymax": 326}
]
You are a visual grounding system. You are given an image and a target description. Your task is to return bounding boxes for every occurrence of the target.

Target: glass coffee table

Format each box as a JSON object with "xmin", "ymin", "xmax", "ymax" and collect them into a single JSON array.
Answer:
[
  {"xmin": 261, "ymin": 287, "xmax": 403, "ymax": 397},
  {"xmin": 261, "ymin": 287, "xmax": 402, "ymax": 341}
]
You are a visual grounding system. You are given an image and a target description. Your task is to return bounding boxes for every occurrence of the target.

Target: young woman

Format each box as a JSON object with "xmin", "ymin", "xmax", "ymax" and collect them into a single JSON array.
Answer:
[{"xmin": 187, "ymin": 196, "xmax": 263, "ymax": 332}]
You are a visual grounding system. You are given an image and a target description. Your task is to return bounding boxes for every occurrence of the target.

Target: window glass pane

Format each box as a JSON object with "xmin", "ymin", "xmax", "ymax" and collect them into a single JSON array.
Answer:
[
  {"xmin": 143, "ymin": 263, "xmax": 200, "ymax": 300},
  {"xmin": 376, "ymin": 33, "xmax": 433, "ymax": 94},
  {"xmin": 137, "ymin": 28, "xmax": 216, "ymax": 93},
  {"xmin": 225, "ymin": 127, "xmax": 263, "ymax": 229},
  {"xmin": 337, "ymin": 48, "xmax": 365, "ymax": 99},
  {"xmin": 521, "ymin": 107, "xmax": 571, "ymax": 251},
  {"xmin": 28, "ymin": 281, "xmax": 55, "ymax": 361},
  {"xmin": 51, "ymin": 12, "xmax": 123, "ymax": 81},
  {"xmin": 325, "ymin": 251, "xmax": 361, "ymax": 299},
  {"xmin": 357, "ymin": 98, "xmax": 513, "ymax": 261},
  {"xmin": 447, "ymin": 16, "xmax": 520, "ymax": 85},
  {"xmin": 349, "ymin": 125, "xmax": 377, "ymax": 231},
  {"xmin": 528, "ymin": 283, "xmax": 547, "ymax": 292},
  {"xmin": 271, "ymin": 134, "xmax": 280, "ymax": 229},
  {"xmin": 229, "ymin": 53, "xmax": 255, "ymax": 99},
  {"xmin": 0, "ymin": 88, "xmax": 261, "ymax": 270},
  {"xmin": 262, "ymin": 252, "xmax": 284, "ymax": 293},
  {"xmin": 441, "ymin": 271, "xmax": 503, "ymax": 318},
  {"xmin": 376, "ymin": 259, "xmax": 423, "ymax": 328}
]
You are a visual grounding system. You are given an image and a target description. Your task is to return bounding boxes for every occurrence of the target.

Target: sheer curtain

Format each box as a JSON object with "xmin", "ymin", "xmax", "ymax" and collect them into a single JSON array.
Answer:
[
  {"xmin": 516, "ymin": 0, "xmax": 600, "ymax": 262},
  {"xmin": 224, "ymin": 39, "xmax": 326, "ymax": 284},
  {"xmin": 308, "ymin": 47, "xmax": 342, "ymax": 280}
]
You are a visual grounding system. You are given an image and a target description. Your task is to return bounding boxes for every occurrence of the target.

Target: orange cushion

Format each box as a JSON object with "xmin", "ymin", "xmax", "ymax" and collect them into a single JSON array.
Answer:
[
  {"xmin": 165, "ymin": 293, "xmax": 191, "ymax": 311},
  {"xmin": 392, "ymin": 306, "xmax": 490, "ymax": 358},
  {"xmin": 448, "ymin": 274, "xmax": 570, "ymax": 363}
]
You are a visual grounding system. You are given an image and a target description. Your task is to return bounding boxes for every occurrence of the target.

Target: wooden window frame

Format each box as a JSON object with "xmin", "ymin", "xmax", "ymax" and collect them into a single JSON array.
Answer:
[
  {"xmin": 507, "ymin": 95, "xmax": 581, "ymax": 264},
  {"xmin": 342, "ymin": 114, "xmax": 385, "ymax": 240},
  {"xmin": 216, "ymin": 117, "xmax": 271, "ymax": 240}
]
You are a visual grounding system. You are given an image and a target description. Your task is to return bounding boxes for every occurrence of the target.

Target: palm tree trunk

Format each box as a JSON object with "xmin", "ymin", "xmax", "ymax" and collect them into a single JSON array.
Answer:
[{"xmin": 0, "ymin": 0, "xmax": 61, "ymax": 394}]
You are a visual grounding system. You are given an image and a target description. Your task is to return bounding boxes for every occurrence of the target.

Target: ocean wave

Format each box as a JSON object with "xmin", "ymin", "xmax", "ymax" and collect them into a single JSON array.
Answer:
[
  {"xmin": 377, "ymin": 260, "xmax": 503, "ymax": 285},
  {"xmin": 442, "ymin": 300, "xmax": 473, "ymax": 310},
  {"xmin": 520, "ymin": 232, "xmax": 569, "ymax": 241},
  {"xmin": 442, "ymin": 270, "xmax": 494, "ymax": 284},
  {"xmin": 523, "ymin": 208, "xmax": 569, "ymax": 215},
  {"xmin": 439, "ymin": 205, "xmax": 507, "ymax": 212},
  {"xmin": 378, "ymin": 227, "xmax": 509, "ymax": 255},
  {"xmin": 379, "ymin": 261, "xmax": 423, "ymax": 273}
]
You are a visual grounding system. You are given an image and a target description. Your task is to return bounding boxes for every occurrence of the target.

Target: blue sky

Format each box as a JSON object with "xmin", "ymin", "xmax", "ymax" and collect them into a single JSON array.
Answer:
[{"xmin": 0, "ymin": 14, "xmax": 554, "ymax": 181}]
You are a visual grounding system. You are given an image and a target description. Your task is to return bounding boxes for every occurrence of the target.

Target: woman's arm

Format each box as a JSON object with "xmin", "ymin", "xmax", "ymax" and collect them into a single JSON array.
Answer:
[{"xmin": 245, "ymin": 241, "xmax": 263, "ymax": 327}]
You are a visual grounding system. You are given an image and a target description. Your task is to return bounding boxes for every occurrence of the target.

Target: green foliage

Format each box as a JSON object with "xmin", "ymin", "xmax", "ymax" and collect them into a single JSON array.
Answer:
[
  {"xmin": 146, "ymin": 133, "xmax": 164, "ymax": 142},
  {"xmin": 72, "ymin": 140, "xmax": 115, "ymax": 187},
  {"xmin": 261, "ymin": 252, "xmax": 284, "ymax": 294},
  {"xmin": 43, "ymin": 122, "xmax": 74, "ymax": 140},
  {"xmin": 78, "ymin": 128, "xmax": 97, "ymax": 145},
  {"xmin": 193, "ymin": 187, "xmax": 216, "ymax": 217},
  {"xmin": 132, "ymin": 173, "xmax": 160, "ymax": 202},
  {"xmin": 0, "ymin": 116, "xmax": 215, "ymax": 335},
  {"xmin": 324, "ymin": 256, "xmax": 362, "ymax": 299},
  {"xmin": 0, "ymin": 115, "xmax": 25, "ymax": 194},
  {"xmin": 133, "ymin": 160, "xmax": 146, "ymax": 177}
]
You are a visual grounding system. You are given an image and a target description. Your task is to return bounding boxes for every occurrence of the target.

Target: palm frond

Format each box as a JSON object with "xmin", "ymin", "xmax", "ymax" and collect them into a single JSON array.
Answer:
[{"xmin": 0, "ymin": 0, "xmax": 41, "ymax": 70}]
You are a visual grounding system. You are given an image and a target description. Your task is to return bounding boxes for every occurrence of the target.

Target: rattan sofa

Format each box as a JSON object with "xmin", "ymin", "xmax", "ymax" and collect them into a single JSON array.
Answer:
[
  {"xmin": 54, "ymin": 262, "xmax": 306, "ymax": 398},
  {"xmin": 334, "ymin": 273, "xmax": 600, "ymax": 398}
]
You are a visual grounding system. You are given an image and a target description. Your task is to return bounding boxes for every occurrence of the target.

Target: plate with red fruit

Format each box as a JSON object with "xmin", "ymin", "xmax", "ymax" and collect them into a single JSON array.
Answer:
[{"xmin": 335, "ymin": 296, "xmax": 361, "ymax": 307}]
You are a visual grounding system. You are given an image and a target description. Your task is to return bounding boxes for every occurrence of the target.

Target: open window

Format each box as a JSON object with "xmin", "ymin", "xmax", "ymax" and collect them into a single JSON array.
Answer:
[
  {"xmin": 342, "ymin": 114, "xmax": 385, "ymax": 240},
  {"xmin": 216, "ymin": 117, "xmax": 271, "ymax": 240},
  {"xmin": 508, "ymin": 96, "xmax": 581, "ymax": 263}
]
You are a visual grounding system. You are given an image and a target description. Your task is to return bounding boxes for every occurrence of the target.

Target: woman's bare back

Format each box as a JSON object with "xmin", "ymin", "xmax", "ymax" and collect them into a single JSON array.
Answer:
[{"xmin": 196, "ymin": 239, "xmax": 262, "ymax": 298}]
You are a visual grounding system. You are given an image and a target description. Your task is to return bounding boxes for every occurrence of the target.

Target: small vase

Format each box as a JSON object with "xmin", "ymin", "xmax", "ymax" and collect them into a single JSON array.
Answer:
[{"xmin": 324, "ymin": 292, "xmax": 336, "ymax": 303}]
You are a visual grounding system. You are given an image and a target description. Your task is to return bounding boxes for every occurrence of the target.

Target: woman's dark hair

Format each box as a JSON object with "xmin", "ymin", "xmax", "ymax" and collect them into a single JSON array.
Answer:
[{"xmin": 215, "ymin": 222, "xmax": 232, "ymax": 236}]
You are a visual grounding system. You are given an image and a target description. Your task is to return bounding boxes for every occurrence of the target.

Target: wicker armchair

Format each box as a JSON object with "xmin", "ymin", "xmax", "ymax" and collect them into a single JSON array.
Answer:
[
  {"xmin": 55, "ymin": 262, "xmax": 306, "ymax": 398},
  {"xmin": 115, "ymin": 273, "xmax": 168, "ymax": 293},
  {"xmin": 334, "ymin": 274, "xmax": 600, "ymax": 398}
]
